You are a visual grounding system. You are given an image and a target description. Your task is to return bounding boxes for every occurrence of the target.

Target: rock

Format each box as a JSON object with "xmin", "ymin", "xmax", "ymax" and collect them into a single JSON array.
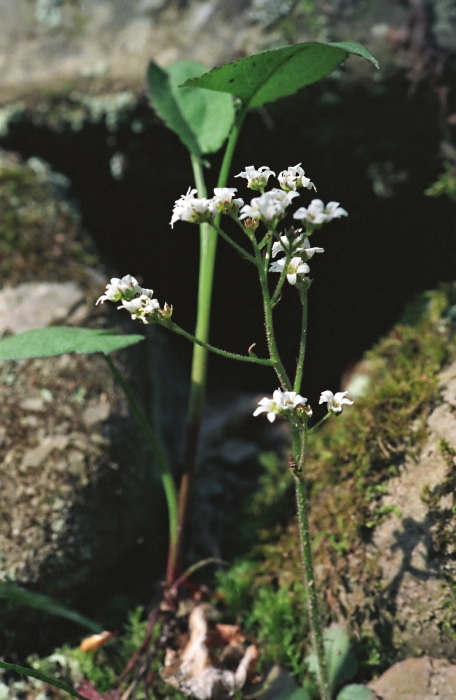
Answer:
[
  {"xmin": 0, "ymin": 0, "xmax": 449, "ymax": 100},
  {"xmin": 0, "ymin": 151, "xmax": 169, "ymax": 653},
  {"xmin": 0, "ymin": 281, "xmax": 84, "ymax": 334},
  {"xmin": 368, "ymin": 656, "xmax": 456, "ymax": 700},
  {"xmin": 353, "ymin": 359, "xmax": 456, "ymax": 660}
]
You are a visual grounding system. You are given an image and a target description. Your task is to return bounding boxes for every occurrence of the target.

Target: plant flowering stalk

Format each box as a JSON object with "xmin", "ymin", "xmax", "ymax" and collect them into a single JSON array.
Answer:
[{"xmin": 99, "ymin": 163, "xmax": 354, "ymax": 698}]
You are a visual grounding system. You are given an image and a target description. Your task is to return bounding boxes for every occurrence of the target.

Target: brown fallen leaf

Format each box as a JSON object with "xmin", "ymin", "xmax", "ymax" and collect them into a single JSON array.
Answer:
[{"xmin": 161, "ymin": 604, "xmax": 258, "ymax": 700}]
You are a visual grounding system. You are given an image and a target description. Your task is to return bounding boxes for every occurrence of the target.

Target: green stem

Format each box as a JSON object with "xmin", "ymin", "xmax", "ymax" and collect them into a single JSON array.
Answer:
[
  {"xmin": 308, "ymin": 412, "xmax": 331, "ymax": 434},
  {"xmin": 164, "ymin": 320, "xmax": 274, "ymax": 366},
  {"xmin": 270, "ymin": 249, "xmax": 292, "ymax": 308},
  {"xmin": 291, "ymin": 426, "xmax": 330, "ymax": 700},
  {"xmin": 293, "ymin": 284, "xmax": 308, "ymax": 394},
  {"xmin": 210, "ymin": 221, "xmax": 257, "ymax": 265},
  {"xmin": 166, "ymin": 106, "xmax": 248, "ymax": 586},
  {"xmin": 103, "ymin": 354, "xmax": 178, "ymax": 573},
  {"xmin": 254, "ymin": 242, "xmax": 291, "ymax": 390}
]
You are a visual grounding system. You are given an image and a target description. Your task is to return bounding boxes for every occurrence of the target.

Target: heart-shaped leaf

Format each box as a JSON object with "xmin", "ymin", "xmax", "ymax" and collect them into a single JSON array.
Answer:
[
  {"xmin": 147, "ymin": 60, "xmax": 235, "ymax": 156},
  {"xmin": 183, "ymin": 41, "xmax": 378, "ymax": 109},
  {"xmin": 0, "ymin": 327, "xmax": 144, "ymax": 360}
]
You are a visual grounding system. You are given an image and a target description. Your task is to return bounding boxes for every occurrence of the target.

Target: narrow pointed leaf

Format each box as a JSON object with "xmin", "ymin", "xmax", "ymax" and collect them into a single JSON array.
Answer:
[
  {"xmin": 0, "ymin": 660, "xmax": 87, "ymax": 699},
  {"xmin": 183, "ymin": 41, "xmax": 378, "ymax": 108},
  {"xmin": 0, "ymin": 327, "xmax": 144, "ymax": 360},
  {"xmin": 147, "ymin": 60, "xmax": 235, "ymax": 155},
  {"xmin": 0, "ymin": 583, "xmax": 102, "ymax": 632}
]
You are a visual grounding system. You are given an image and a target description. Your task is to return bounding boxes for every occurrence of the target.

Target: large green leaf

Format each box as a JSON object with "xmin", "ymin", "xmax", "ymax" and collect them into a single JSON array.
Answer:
[
  {"xmin": 0, "ymin": 583, "xmax": 102, "ymax": 633},
  {"xmin": 183, "ymin": 41, "xmax": 378, "ymax": 109},
  {"xmin": 0, "ymin": 660, "xmax": 87, "ymax": 699},
  {"xmin": 336, "ymin": 684, "xmax": 376, "ymax": 700},
  {"xmin": 307, "ymin": 623, "xmax": 358, "ymax": 694},
  {"xmin": 0, "ymin": 327, "xmax": 144, "ymax": 360},
  {"xmin": 147, "ymin": 60, "xmax": 235, "ymax": 156}
]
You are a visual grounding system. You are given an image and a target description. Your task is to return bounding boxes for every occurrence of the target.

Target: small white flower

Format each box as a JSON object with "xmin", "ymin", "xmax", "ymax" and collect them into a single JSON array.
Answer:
[
  {"xmin": 271, "ymin": 233, "xmax": 324, "ymax": 259},
  {"xmin": 170, "ymin": 188, "xmax": 217, "ymax": 228},
  {"xmin": 212, "ymin": 187, "xmax": 244, "ymax": 212},
  {"xmin": 278, "ymin": 163, "xmax": 315, "ymax": 192},
  {"xmin": 96, "ymin": 275, "xmax": 143, "ymax": 305},
  {"xmin": 319, "ymin": 390, "xmax": 354, "ymax": 414},
  {"xmin": 253, "ymin": 388, "xmax": 309, "ymax": 422},
  {"xmin": 239, "ymin": 189, "xmax": 299, "ymax": 224},
  {"xmin": 324, "ymin": 202, "xmax": 349, "ymax": 220},
  {"xmin": 234, "ymin": 165, "xmax": 276, "ymax": 191},
  {"xmin": 269, "ymin": 256, "xmax": 310, "ymax": 285},
  {"xmin": 119, "ymin": 294, "xmax": 161, "ymax": 324},
  {"xmin": 294, "ymin": 199, "xmax": 348, "ymax": 226}
]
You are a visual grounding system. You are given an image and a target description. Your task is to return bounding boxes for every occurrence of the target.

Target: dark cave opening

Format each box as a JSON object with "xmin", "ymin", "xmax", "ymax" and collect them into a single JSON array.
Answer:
[{"xmin": 1, "ymin": 74, "xmax": 454, "ymax": 406}]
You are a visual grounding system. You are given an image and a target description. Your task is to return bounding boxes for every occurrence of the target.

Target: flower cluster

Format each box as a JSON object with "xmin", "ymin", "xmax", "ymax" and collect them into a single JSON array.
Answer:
[
  {"xmin": 239, "ymin": 188, "xmax": 299, "ymax": 225},
  {"xmin": 277, "ymin": 163, "xmax": 315, "ymax": 192},
  {"xmin": 235, "ymin": 165, "xmax": 276, "ymax": 192},
  {"xmin": 170, "ymin": 165, "xmax": 347, "ymax": 240},
  {"xmin": 253, "ymin": 388, "xmax": 312, "ymax": 423},
  {"xmin": 170, "ymin": 187, "xmax": 243, "ymax": 227},
  {"xmin": 254, "ymin": 388, "xmax": 353, "ymax": 422},
  {"xmin": 96, "ymin": 275, "xmax": 171, "ymax": 324},
  {"xmin": 269, "ymin": 229, "xmax": 325, "ymax": 285}
]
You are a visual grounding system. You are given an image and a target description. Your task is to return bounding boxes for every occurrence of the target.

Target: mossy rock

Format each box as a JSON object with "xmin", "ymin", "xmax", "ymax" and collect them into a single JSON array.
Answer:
[
  {"xmin": 231, "ymin": 283, "xmax": 456, "ymax": 670},
  {"xmin": 0, "ymin": 151, "xmax": 176, "ymax": 654}
]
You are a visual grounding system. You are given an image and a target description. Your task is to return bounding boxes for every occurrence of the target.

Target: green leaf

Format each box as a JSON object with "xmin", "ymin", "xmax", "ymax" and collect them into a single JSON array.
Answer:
[
  {"xmin": 0, "ymin": 660, "xmax": 87, "ymax": 699},
  {"xmin": 336, "ymin": 683, "xmax": 376, "ymax": 700},
  {"xmin": 146, "ymin": 60, "xmax": 235, "ymax": 156},
  {"xmin": 183, "ymin": 41, "xmax": 378, "ymax": 109},
  {"xmin": 0, "ymin": 583, "xmax": 102, "ymax": 633},
  {"xmin": 307, "ymin": 623, "xmax": 358, "ymax": 693},
  {"xmin": 246, "ymin": 665, "xmax": 313, "ymax": 700},
  {"xmin": 0, "ymin": 327, "xmax": 144, "ymax": 360}
]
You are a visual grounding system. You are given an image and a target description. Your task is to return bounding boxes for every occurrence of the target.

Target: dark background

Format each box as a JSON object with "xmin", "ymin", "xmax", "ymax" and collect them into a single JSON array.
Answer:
[{"xmin": 2, "ymin": 73, "xmax": 455, "ymax": 406}]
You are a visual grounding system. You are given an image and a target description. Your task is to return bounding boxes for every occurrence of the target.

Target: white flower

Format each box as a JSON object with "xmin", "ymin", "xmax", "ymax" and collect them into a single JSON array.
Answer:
[
  {"xmin": 253, "ymin": 388, "xmax": 309, "ymax": 422},
  {"xmin": 119, "ymin": 294, "xmax": 161, "ymax": 324},
  {"xmin": 319, "ymin": 390, "xmax": 354, "ymax": 414},
  {"xmin": 300, "ymin": 236, "xmax": 325, "ymax": 259},
  {"xmin": 278, "ymin": 163, "xmax": 315, "ymax": 192},
  {"xmin": 96, "ymin": 275, "xmax": 144, "ymax": 305},
  {"xmin": 325, "ymin": 202, "xmax": 348, "ymax": 220},
  {"xmin": 239, "ymin": 189, "xmax": 299, "ymax": 224},
  {"xmin": 212, "ymin": 187, "xmax": 244, "ymax": 212},
  {"xmin": 272, "ymin": 233, "xmax": 324, "ymax": 259},
  {"xmin": 269, "ymin": 256, "xmax": 310, "ymax": 285},
  {"xmin": 294, "ymin": 199, "xmax": 348, "ymax": 226},
  {"xmin": 170, "ymin": 188, "xmax": 217, "ymax": 227},
  {"xmin": 234, "ymin": 165, "xmax": 276, "ymax": 191}
]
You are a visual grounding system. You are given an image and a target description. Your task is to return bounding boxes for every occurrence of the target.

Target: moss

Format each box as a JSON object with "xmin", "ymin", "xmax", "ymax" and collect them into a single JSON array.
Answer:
[{"xmin": 216, "ymin": 282, "xmax": 456, "ymax": 678}]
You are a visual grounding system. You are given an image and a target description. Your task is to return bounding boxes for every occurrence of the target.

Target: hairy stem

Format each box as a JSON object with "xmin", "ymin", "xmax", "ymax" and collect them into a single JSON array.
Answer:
[{"xmin": 291, "ymin": 426, "xmax": 330, "ymax": 700}]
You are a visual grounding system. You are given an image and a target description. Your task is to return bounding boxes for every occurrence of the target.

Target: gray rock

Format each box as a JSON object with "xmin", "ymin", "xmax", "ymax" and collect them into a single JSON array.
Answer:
[{"xmin": 0, "ymin": 151, "xmax": 169, "ymax": 645}]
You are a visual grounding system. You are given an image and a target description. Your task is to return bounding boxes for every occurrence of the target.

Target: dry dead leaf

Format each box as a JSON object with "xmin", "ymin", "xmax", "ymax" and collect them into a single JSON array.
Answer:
[{"xmin": 161, "ymin": 604, "xmax": 258, "ymax": 700}]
